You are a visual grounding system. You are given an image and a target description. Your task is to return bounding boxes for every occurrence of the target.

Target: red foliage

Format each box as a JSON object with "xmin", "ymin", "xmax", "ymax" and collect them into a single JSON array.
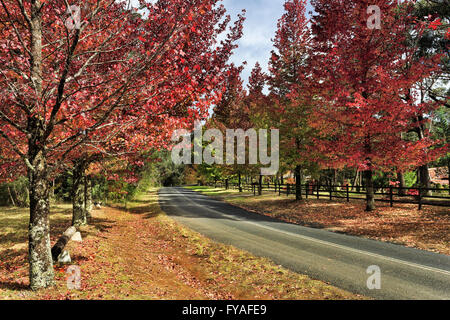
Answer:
[
  {"xmin": 309, "ymin": 0, "xmax": 447, "ymax": 172},
  {"xmin": 0, "ymin": 0, "xmax": 245, "ymax": 181}
]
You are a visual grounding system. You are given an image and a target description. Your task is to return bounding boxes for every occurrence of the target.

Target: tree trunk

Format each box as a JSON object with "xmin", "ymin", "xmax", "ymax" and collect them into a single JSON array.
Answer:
[
  {"xmin": 28, "ymin": 146, "xmax": 54, "ymax": 290},
  {"xmin": 12, "ymin": 184, "xmax": 20, "ymax": 207},
  {"xmin": 364, "ymin": 170, "xmax": 375, "ymax": 211},
  {"xmin": 418, "ymin": 165, "xmax": 431, "ymax": 196},
  {"xmin": 332, "ymin": 169, "xmax": 337, "ymax": 188},
  {"xmin": 238, "ymin": 172, "xmax": 242, "ymax": 192},
  {"xmin": 27, "ymin": 0, "xmax": 54, "ymax": 290},
  {"xmin": 352, "ymin": 170, "xmax": 359, "ymax": 191},
  {"xmin": 295, "ymin": 165, "xmax": 302, "ymax": 201},
  {"xmin": 84, "ymin": 175, "xmax": 93, "ymax": 219},
  {"xmin": 363, "ymin": 132, "xmax": 374, "ymax": 211},
  {"xmin": 397, "ymin": 171, "xmax": 406, "ymax": 196},
  {"xmin": 7, "ymin": 186, "xmax": 16, "ymax": 207},
  {"xmin": 72, "ymin": 162, "xmax": 87, "ymax": 226},
  {"xmin": 258, "ymin": 175, "xmax": 262, "ymax": 195},
  {"xmin": 356, "ymin": 172, "xmax": 362, "ymax": 193},
  {"xmin": 13, "ymin": 183, "xmax": 28, "ymax": 207},
  {"xmin": 50, "ymin": 179, "xmax": 55, "ymax": 202},
  {"xmin": 414, "ymin": 114, "xmax": 431, "ymax": 196}
]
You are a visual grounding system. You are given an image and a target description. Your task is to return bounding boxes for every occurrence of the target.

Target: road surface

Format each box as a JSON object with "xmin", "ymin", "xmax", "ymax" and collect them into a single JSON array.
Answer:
[{"xmin": 158, "ymin": 187, "xmax": 450, "ymax": 300}]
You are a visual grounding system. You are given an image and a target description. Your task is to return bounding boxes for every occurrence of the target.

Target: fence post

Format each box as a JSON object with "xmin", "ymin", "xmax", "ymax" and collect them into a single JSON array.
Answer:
[
  {"xmin": 258, "ymin": 175, "xmax": 262, "ymax": 196},
  {"xmin": 389, "ymin": 186, "xmax": 393, "ymax": 207},
  {"xmin": 279, "ymin": 183, "xmax": 281, "ymax": 196},
  {"xmin": 296, "ymin": 183, "xmax": 302, "ymax": 201},
  {"xmin": 317, "ymin": 183, "xmax": 320, "ymax": 199},
  {"xmin": 346, "ymin": 185, "xmax": 350, "ymax": 202},
  {"xmin": 329, "ymin": 185, "xmax": 332, "ymax": 200},
  {"xmin": 418, "ymin": 186, "xmax": 422, "ymax": 210},
  {"xmin": 287, "ymin": 184, "xmax": 290, "ymax": 197}
]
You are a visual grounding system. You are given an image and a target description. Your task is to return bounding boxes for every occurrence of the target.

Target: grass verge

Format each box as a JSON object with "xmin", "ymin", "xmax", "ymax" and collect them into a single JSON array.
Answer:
[{"xmin": 0, "ymin": 189, "xmax": 362, "ymax": 300}]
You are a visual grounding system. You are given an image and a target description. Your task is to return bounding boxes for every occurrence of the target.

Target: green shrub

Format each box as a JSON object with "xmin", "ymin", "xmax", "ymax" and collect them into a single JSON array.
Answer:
[{"xmin": 0, "ymin": 176, "xmax": 29, "ymax": 207}]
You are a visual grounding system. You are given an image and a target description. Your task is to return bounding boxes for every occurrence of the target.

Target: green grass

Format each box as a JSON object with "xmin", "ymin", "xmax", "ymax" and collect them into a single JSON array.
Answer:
[
  {"xmin": 0, "ymin": 204, "xmax": 72, "ymax": 252},
  {"xmin": 185, "ymin": 186, "xmax": 241, "ymax": 197}
]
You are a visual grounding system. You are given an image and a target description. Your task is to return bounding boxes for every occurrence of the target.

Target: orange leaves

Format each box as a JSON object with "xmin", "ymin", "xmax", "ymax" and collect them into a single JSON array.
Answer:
[
  {"xmin": 0, "ymin": 0, "xmax": 247, "ymax": 188},
  {"xmin": 429, "ymin": 18, "xmax": 442, "ymax": 30}
]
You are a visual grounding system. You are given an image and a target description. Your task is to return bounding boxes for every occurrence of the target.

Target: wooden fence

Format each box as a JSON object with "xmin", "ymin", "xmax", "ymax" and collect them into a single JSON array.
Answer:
[{"xmin": 208, "ymin": 180, "xmax": 450, "ymax": 210}]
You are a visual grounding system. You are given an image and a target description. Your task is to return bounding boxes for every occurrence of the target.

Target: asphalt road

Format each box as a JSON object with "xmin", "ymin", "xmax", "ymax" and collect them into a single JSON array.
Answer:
[{"xmin": 158, "ymin": 187, "xmax": 450, "ymax": 300}]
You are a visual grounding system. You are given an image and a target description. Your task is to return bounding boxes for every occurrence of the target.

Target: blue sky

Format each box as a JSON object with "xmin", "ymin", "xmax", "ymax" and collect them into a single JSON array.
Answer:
[
  {"xmin": 132, "ymin": 0, "xmax": 313, "ymax": 86},
  {"xmin": 223, "ymin": 0, "xmax": 313, "ymax": 86}
]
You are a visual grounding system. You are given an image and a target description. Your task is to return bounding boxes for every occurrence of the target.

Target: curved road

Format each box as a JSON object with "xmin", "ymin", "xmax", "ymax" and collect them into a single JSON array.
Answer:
[{"xmin": 158, "ymin": 187, "xmax": 450, "ymax": 300}]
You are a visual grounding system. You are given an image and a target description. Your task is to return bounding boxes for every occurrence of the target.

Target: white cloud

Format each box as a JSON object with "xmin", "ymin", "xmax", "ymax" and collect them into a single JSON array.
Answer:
[
  {"xmin": 223, "ymin": 0, "xmax": 285, "ymax": 84},
  {"xmin": 223, "ymin": 0, "xmax": 313, "ymax": 85},
  {"xmin": 132, "ymin": 0, "xmax": 313, "ymax": 86}
]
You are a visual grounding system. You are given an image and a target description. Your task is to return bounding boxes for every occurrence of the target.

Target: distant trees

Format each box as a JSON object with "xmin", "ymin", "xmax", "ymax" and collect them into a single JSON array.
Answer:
[
  {"xmin": 267, "ymin": 0, "xmax": 318, "ymax": 200},
  {"xmin": 208, "ymin": 64, "xmax": 257, "ymax": 188}
]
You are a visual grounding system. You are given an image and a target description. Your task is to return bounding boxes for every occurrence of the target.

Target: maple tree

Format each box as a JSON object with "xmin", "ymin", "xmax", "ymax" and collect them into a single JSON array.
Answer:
[
  {"xmin": 213, "ymin": 62, "xmax": 274, "ymax": 191},
  {"xmin": 310, "ymin": 0, "xmax": 446, "ymax": 210},
  {"xmin": 0, "ymin": 0, "xmax": 243, "ymax": 289},
  {"xmin": 267, "ymin": 0, "xmax": 317, "ymax": 199},
  {"xmin": 247, "ymin": 62, "xmax": 266, "ymax": 102},
  {"xmin": 245, "ymin": 63, "xmax": 271, "ymax": 194},
  {"xmin": 212, "ymin": 63, "xmax": 247, "ymax": 127}
]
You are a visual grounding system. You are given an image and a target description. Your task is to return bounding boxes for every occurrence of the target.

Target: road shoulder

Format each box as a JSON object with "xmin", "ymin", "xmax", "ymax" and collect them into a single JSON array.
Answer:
[{"xmin": 0, "ymin": 189, "xmax": 363, "ymax": 300}]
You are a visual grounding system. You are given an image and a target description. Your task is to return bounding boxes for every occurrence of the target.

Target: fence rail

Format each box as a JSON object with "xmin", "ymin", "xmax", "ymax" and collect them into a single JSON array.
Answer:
[{"xmin": 207, "ymin": 180, "xmax": 450, "ymax": 210}]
